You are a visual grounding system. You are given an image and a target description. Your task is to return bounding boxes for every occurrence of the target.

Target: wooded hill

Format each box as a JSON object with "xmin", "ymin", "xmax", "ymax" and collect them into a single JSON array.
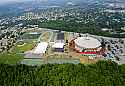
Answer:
[{"xmin": 0, "ymin": 61, "xmax": 125, "ymax": 86}]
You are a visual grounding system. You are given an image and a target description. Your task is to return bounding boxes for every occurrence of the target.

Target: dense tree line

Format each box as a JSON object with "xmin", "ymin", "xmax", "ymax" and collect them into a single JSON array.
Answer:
[
  {"xmin": 0, "ymin": 61, "xmax": 125, "ymax": 86},
  {"xmin": 17, "ymin": 19, "xmax": 125, "ymax": 38},
  {"xmin": 39, "ymin": 20, "xmax": 111, "ymax": 36},
  {"xmin": 38, "ymin": 20, "xmax": 125, "ymax": 38}
]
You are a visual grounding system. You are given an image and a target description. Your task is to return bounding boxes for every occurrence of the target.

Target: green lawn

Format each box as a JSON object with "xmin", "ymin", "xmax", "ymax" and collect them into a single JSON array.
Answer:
[
  {"xmin": 13, "ymin": 42, "xmax": 35, "ymax": 53},
  {"xmin": 0, "ymin": 54, "xmax": 23, "ymax": 64}
]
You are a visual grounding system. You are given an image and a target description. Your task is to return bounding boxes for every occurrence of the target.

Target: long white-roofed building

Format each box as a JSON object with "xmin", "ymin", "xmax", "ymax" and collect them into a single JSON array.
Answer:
[{"xmin": 34, "ymin": 42, "xmax": 48, "ymax": 54}]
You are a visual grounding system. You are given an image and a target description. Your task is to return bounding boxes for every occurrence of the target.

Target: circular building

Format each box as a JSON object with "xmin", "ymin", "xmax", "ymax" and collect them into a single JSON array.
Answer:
[{"xmin": 74, "ymin": 37, "xmax": 101, "ymax": 52}]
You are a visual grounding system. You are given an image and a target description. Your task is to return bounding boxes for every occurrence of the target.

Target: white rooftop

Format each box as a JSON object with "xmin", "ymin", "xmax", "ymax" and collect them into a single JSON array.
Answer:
[
  {"xmin": 34, "ymin": 42, "xmax": 48, "ymax": 54},
  {"xmin": 52, "ymin": 43, "xmax": 65, "ymax": 48},
  {"xmin": 74, "ymin": 37, "xmax": 101, "ymax": 49}
]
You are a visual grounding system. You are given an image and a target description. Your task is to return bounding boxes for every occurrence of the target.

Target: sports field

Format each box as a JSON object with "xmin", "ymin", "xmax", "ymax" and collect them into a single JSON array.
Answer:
[
  {"xmin": 21, "ymin": 59, "xmax": 45, "ymax": 66},
  {"xmin": 22, "ymin": 32, "xmax": 41, "ymax": 39},
  {"xmin": 12, "ymin": 42, "xmax": 35, "ymax": 53},
  {"xmin": 20, "ymin": 58, "xmax": 80, "ymax": 65}
]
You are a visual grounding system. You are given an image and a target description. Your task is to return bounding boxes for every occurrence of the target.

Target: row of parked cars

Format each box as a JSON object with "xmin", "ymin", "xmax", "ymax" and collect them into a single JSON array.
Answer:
[{"xmin": 99, "ymin": 38, "xmax": 124, "ymax": 61}]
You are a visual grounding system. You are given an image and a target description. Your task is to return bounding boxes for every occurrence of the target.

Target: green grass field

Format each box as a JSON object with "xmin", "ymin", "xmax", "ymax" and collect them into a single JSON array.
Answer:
[
  {"xmin": 0, "ymin": 54, "xmax": 23, "ymax": 64},
  {"xmin": 13, "ymin": 42, "xmax": 35, "ymax": 53}
]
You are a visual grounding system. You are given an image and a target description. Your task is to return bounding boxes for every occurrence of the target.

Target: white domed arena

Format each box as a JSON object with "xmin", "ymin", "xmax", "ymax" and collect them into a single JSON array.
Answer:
[{"xmin": 74, "ymin": 36, "xmax": 101, "ymax": 52}]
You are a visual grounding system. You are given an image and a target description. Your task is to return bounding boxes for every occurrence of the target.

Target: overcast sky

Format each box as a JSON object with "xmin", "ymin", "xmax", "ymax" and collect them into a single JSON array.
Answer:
[
  {"xmin": 0, "ymin": 0, "xmax": 31, "ymax": 3},
  {"xmin": 0, "ymin": 0, "xmax": 48, "ymax": 4},
  {"xmin": 1, "ymin": 0, "xmax": 50, "ymax": 4}
]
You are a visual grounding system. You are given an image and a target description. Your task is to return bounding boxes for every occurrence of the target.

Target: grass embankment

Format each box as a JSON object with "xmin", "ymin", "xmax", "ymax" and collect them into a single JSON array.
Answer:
[
  {"xmin": 0, "ymin": 54, "xmax": 23, "ymax": 64},
  {"xmin": 39, "ymin": 32, "xmax": 51, "ymax": 42}
]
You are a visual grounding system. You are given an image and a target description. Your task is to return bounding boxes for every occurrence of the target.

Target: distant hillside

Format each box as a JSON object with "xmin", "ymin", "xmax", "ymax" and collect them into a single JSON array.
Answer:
[{"xmin": 0, "ymin": 0, "xmax": 125, "ymax": 16}]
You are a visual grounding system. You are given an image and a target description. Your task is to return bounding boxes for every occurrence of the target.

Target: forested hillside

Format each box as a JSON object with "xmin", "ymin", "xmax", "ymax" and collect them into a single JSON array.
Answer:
[
  {"xmin": 39, "ymin": 20, "xmax": 125, "ymax": 38},
  {"xmin": 0, "ymin": 61, "xmax": 125, "ymax": 86}
]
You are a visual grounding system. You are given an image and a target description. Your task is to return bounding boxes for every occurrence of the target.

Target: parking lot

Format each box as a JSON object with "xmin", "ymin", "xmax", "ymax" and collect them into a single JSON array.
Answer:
[{"xmin": 91, "ymin": 34, "xmax": 125, "ymax": 64}]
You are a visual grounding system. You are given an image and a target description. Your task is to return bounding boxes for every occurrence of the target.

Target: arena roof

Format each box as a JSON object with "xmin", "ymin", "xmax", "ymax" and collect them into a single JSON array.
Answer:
[
  {"xmin": 34, "ymin": 42, "xmax": 48, "ymax": 54},
  {"xmin": 74, "ymin": 37, "xmax": 101, "ymax": 49}
]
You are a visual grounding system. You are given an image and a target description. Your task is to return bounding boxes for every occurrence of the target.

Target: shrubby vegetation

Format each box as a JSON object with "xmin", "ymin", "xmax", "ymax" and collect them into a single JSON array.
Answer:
[
  {"xmin": 0, "ymin": 54, "xmax": 23, "ymax": 64},
  {"xmin": 0, "ymin": 61, "xmax": 125, "ymax": 86}
]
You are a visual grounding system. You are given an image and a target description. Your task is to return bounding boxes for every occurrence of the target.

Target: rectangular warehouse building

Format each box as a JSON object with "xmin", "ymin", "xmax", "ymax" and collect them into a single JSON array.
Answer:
[
  {"xmin": 34, "ymin": 42, "xmax": 48, "ymax": 54},
  {"xmin": 52, "ymin": 43, "xmax": 65, "ymax": 52}
]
